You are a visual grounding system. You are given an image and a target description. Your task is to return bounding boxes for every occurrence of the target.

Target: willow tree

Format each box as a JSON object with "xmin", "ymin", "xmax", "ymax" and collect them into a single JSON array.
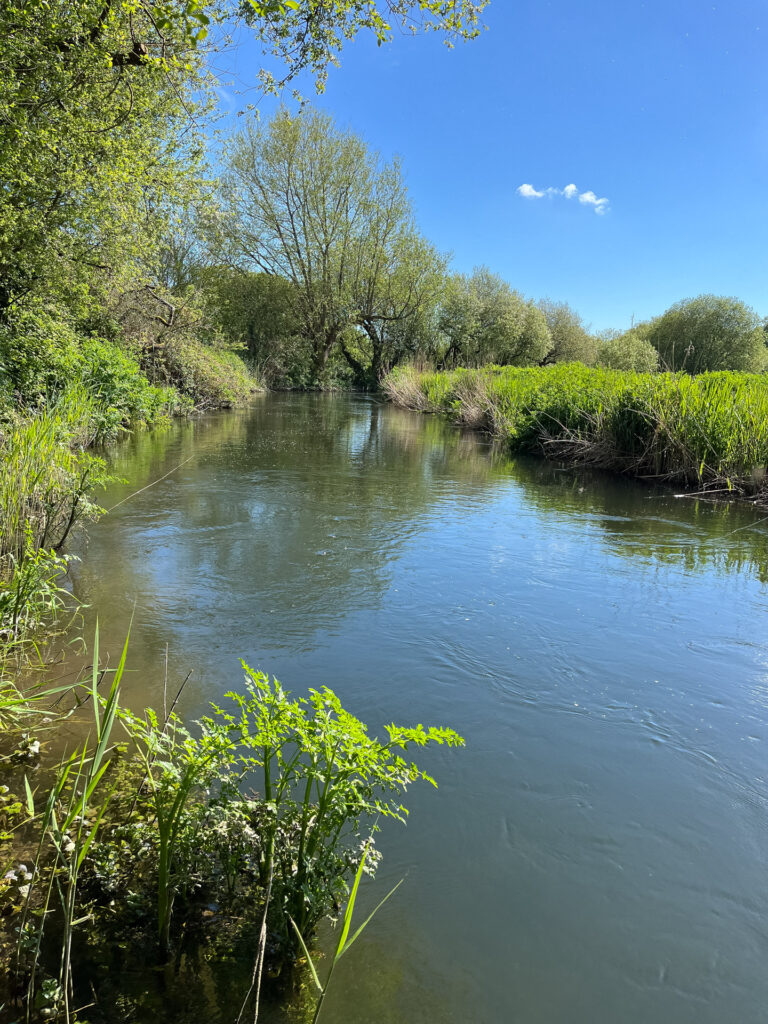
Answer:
[
  {"xmin": 438, "ymin": 268, "xmax": 552, "ymax": 368},
  {"xmin": 221, "ymin": 107, "xmax": 444, "ymax": 383},
  {"xmin": 645, "ymin": 295, "xmax": 767, "ymax": 373},
  {"xmin": 537, "ymin": 299, "xmax": 596, "ymax": 365}
]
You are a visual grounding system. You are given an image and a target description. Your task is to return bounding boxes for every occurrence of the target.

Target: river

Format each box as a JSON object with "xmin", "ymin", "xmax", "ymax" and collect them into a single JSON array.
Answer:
[{"xmin": 65, "ymin": 393, "xmax": 768, "ymax": 1023}]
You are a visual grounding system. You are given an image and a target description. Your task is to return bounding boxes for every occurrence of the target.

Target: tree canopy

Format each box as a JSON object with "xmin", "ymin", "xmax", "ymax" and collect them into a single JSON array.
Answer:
[
  {"xmin": 438, "ymin": 268, "xmax": 552, "ymax": 368},
  {"xmin": 538, "ymin": 299, "xmax": 596, "ymax": 366},
  {"xmin": 645, "ymin": 295, "xmax": 766, "ymax": 374},
  {"xmin": 221, "ymin": 107, "xmax": 444, "ymax": 383}
]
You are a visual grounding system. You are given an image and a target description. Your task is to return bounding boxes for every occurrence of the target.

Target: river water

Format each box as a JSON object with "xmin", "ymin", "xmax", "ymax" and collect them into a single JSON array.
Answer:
[{"xmin": 66, "ymin": 393, "xmax": 768, "ymax": 1023}]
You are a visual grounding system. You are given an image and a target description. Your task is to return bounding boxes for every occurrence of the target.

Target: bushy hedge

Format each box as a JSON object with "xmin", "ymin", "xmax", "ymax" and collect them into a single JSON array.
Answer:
[{"xmin": 0, "ymin": 303, "xmax": 180, "ymax": 435}]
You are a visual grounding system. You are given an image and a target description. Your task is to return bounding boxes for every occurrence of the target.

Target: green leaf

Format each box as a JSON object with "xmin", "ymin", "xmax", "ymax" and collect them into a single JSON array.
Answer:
[
  {"xmin": 340, "ymin": 877, "xmax": 404, "ymax": 958},
  {"xmin": 23, "ymin": 775, "xmax": 35, "ymax": 817},
  {"xmin": 288, "ymin": 916, "xmax": 323, "ymax": 994}
]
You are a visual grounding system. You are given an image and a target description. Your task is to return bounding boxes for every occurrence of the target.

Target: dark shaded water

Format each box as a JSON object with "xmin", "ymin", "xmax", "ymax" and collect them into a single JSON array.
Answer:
[{"xmin": 66, "ymin": 394, "xmax": 768, "ymax": 1023}]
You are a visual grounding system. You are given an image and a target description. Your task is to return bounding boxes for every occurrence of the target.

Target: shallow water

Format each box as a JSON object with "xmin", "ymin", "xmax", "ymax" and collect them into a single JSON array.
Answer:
[{"xmin": 65, "ymin": 393, "xmax": 768, "ymax": 1023}]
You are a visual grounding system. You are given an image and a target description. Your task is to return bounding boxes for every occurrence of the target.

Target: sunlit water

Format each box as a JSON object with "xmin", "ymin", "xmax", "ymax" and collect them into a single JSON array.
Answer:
[{"xmin": 62, "ymin": 394, "xmax": 768, "ymax": 1023}]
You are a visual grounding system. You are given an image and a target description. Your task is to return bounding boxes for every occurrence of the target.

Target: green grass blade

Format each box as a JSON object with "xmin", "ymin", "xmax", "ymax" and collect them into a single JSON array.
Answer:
[
  {"xmin": 288, "ymin": 916, "xmax": 323, "ymax": 994},
  {"xmin": 334, "ymin": 840, "xmax": 370, "ymax": 962},
  {"xmin": 340, "ymin": 877, "xmax": 404, "ymax": 959}
]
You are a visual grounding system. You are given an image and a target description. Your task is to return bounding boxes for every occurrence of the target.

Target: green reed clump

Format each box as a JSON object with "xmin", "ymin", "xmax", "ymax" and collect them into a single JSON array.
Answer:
[{"xmin": 384, "ymin": 364, "xmax": 768, "ymax": 493}]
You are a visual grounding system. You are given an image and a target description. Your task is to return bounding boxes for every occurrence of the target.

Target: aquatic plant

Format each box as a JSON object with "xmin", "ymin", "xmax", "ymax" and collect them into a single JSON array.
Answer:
[{"xmin": 384, "ymin": 363, "xmax": 768, "ymax": 496}]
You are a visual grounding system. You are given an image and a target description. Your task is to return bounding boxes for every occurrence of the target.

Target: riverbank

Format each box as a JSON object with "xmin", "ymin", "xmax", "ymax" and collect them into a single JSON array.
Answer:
[
  {"xmin": 384, "ymin": 363, "xmax": 768, "ymax": 500},
  {"xmin": 0, "ymin": 338, "xmax": 262, "ymax": 662}
]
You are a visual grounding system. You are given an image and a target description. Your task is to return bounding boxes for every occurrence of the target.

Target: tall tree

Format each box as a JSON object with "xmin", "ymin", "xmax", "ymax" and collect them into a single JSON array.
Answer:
[
  {"xmin": 537, "ymin": 299, "xmax": 596, "ymax": 365},
  {"xmin": 221, "ymin": 107, "xmax": 443, "ymax": 382},
  {"xmin": 1, "ymin": 0, "xmax": 489, "ymax": 318}
]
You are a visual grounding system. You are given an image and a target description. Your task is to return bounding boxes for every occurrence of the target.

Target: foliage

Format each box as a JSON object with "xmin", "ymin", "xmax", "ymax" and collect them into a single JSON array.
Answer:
[
  {"xmin": 645, "ymin": 294, "xmax": 767, "ymax": 374},
  {"xmin": 0, "ymin": 0, "xmax": 210, "ymax": 318},
  {"xmin": 221, "ymin": 107, "xmax": 445, "ymax": 385},
  {"xmin": 139, "ymin": 334, "xmax": 259, "ymax": 408},
  {"xmin": 538, "ymin": 299, "xmax": 596, "ymax": 365},
  {"xmin": 0, "ymin": 540, "xmax": 72, "ymax": 654},
  {"xmin": 438, "ymin": 268, "xmax": 552, "ymax": 369},
  {"xmin": 0, "ymin": 301, "xmax": 179, "ymax": 431},
  {"xmin": 0, "ymin": 389, "xmax": 114, "ymax": 563},
  {"xmin": 596, "ymin": 326, "xmax": 660, "ymax": 372},
  {"xmin": 242, "ymin": 0, "xmax": 491, "ymax": 94},
  {"xmin": 212, "ymin": 666, "xmax": 463, "ymax": 938},
  {"xmin": 201, "ymin": 269, "xmax": 306, "ymax": 386},
  {"xmin": 10, "ymin": 626, "xmax": 127, "ymax": 1023},
  {"xmin": 385, "ymin": 363, "xmax": 768, "ymax": 494}
]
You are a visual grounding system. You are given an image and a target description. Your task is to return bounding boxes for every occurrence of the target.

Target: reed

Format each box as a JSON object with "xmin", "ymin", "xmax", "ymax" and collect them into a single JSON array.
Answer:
[{"xmin": 384, "ymin": 364, "xmax": 768, "ymax": 494}]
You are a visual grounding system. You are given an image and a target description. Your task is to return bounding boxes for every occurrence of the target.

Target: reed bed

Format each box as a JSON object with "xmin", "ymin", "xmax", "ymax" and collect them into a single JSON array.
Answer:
[{"xmin": 384, "ymin": 364, "xmax": 768, "ymax": 495}]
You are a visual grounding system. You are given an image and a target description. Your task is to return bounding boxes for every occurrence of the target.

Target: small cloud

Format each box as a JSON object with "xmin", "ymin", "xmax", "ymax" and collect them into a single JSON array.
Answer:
[
  {"xmin": 578, "ymin": 190, "xmax": 610, "ymax": 214},
  {"xmin": 516, "ymin": 182, "xmax": 610, "ymax": 214},
  {"xmin": 517, "ymin": 183, "xmax": 545, "ymax": 199}
]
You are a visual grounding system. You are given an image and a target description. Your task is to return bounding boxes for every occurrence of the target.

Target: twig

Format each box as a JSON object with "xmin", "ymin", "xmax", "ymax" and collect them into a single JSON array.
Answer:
[{"xmin": 235, "ymin": 862, "xmax": 274, "ymax": 1024}]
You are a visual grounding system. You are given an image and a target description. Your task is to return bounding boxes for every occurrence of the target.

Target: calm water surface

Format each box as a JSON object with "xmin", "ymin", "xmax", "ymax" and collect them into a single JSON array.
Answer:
[{"xmin": 66, "ymin": 394, "xmax": 768, "ymax": 1023}]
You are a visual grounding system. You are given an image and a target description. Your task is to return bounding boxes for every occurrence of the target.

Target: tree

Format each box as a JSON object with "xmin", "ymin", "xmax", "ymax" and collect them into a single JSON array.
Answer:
[
  {"xmin": 199, "ymin": 268, "xmax": 313, "ymax": 385},
  {"xmin": 340, "ymin": 230, "xmax": 446, "ymax": 384},
  {"xmin": 438, "ymin": 268, "xmax": 552, "ymax": 368},
  {"xmin": 0, "ymin": 1, "xmax": 212, "ymax": 317},
  {"xmin": 221, "ymin": 107, "xmax": 443, "ymax": 383},
  {"xmin": 538, "ymin": 299, "xmax": 596, "ymax": 365},
  {"xmin": 645, "ymin": 295, "xmax": 767, "ymax": 374},
  {"xmin": 242, "ymin": 0, "xmax": 491, "ymax": 94},
  {"xmin": 596, "ymin": 327, "xmax": 659, "ymax": 372},
  {"xmin": 0, "ymin": 0, "xmax": 489, "ymax": 320}
]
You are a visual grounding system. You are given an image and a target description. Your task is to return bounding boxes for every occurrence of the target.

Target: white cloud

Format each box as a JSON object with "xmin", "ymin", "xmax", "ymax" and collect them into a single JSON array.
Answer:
[
  {"xmin": 517, "ymin": 183, "xmax": 545, "ymax": 199},
  {"xmin": 516, "ymin": 182, "xmax": 610, "ymax": 214},
  {"xmin": 578, "ymin": 190, "xmax": 610, "ymax": 214}
]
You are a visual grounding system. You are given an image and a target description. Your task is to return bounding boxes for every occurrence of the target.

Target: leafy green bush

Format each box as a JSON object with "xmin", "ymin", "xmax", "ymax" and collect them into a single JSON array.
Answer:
[
  {"xmin": 3, "ymin": 644, "xmax": 463, "ymax": 1020},
  {"xmin": 0, "ymin": 302, "xmax": 178, "ymax": 432},
  {"xmin": 596, "ymin": 327, "xmax": 660, "ymax": 372},
  {"xmin": 139, "ymin": 337, "xmax": 258, "ymax": 408}
]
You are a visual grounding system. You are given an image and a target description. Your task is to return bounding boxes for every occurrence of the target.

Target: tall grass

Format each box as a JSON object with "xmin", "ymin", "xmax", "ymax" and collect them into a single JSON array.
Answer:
[
  {"xmin": 384, "ymin": 364, "xmax": 768, "ymax": 494},
  {"xmin": 0, "ymin": 388, "xmax": 111, "ymax": 662}
]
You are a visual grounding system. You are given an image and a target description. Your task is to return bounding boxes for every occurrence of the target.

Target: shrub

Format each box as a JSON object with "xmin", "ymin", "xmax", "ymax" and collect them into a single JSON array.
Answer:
[
  {"xmin": 139, "ymin": 337, "xmax": 259, "ymax": 408},
  {"xmin": 645, "ymin": 294, "xmax": 767, "ymax": 374},
  {"xmin": 596, "ymin": 327, "xmax": 660, "ymax": 372},
  {"xmin": 0, "ymin": 302, "xmax": 178, "ymax": 431}
]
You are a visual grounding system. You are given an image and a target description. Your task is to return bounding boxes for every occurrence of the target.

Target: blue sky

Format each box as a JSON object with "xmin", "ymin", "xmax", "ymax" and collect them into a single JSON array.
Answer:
[{"xmin": 215, "ymin": 1, "xmax": 768, "ymax": 332}]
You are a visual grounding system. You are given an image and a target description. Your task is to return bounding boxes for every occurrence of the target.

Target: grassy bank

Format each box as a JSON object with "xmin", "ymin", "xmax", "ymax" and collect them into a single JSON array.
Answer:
[
  {"xmin": 0, "ymin": 328, "xmax": 261, "ymax": 664},
  {"xmin": 384, "ymin": 364, "xmax": 768, "ymax": 497}
]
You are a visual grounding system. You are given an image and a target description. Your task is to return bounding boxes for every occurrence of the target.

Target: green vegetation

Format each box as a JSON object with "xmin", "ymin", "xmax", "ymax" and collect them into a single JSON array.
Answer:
[
  {"xmin": 384, "ymin": 363, "xmax": 768, "ymax": 496},
  {"xmin": 4, "ymin": 0, "xmax": 768, "ymax": 1019},
  {"xmin": 0, "ymin": 634, "xmax": 462, "ymax": 1023},
  {"xmin": 644, "ymin": 294, "xmax": 767, "ymax": 374}
]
